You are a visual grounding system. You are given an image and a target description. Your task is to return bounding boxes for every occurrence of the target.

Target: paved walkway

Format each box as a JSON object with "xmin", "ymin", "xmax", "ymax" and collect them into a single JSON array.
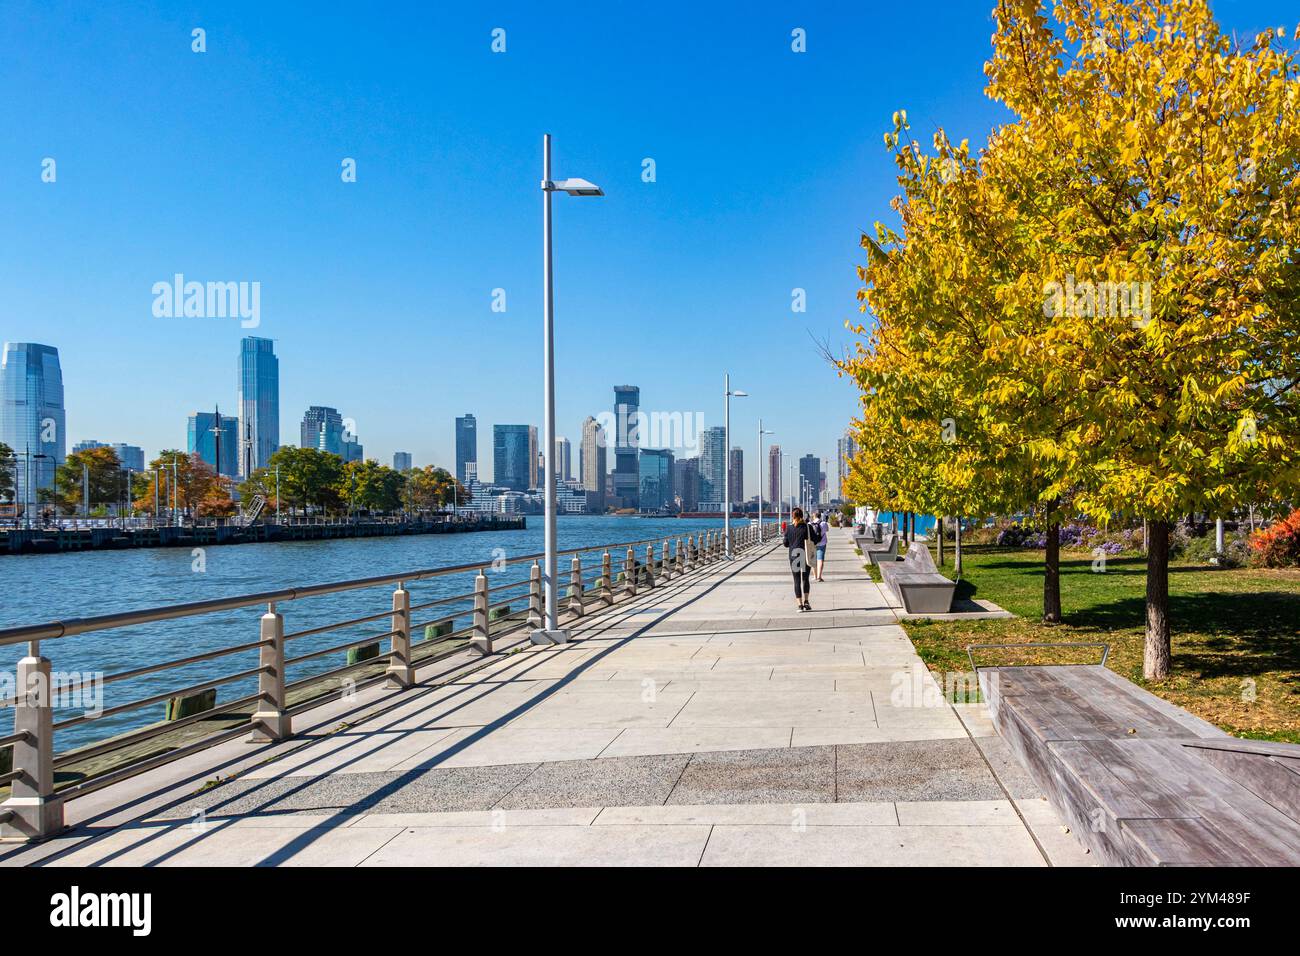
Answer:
[{"xmin": 6, "ymin": 531, "xmax": 1092, "ymax": 867}]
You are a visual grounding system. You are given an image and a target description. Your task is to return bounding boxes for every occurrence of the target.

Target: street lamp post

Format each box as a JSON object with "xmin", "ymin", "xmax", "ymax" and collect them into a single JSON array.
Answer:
[
  {"xmin": 532, "ymin": 133, "xmax": 603, "ymax": 646},
  {"xmin": 723, "ymin": 373, "xmax": 747, "ymax": 559},
  {"xmin": 758, "ymin": 420, "xmax": 773, "ymax": 541}
]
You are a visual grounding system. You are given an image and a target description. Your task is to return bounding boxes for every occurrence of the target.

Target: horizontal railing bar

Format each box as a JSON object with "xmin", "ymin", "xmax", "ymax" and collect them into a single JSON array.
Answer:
[
  {"xmin": 0, "ymin": 770, "xmax": 20, "ymax": 786},
  {"xmin": 283, "ymin": 607, "xmax": 396, "ymax": 641},
  {"xmin": 407, "ymin": 591, "xmax": 476, "ymax": 613},
  {"xmin": 409, "ymin": 610, "xmax": 468, "ymax": 634},
  {"xmin": 0, "ymin": 528, "xmax": 728, "ymax": 646},
  {"xmin": 52, "ymin": 665, "xmax": 269, "ymax": 730},
  {"xmin": 52, "ymin": 639, "xmax": 270, "ymax": 695},
  {"xmin": 53, "ymin": 692, "xmax": 264, "ymax": 767},
  {"xmin": 283, "ymin": 652, "xmax": 396, "ymax": 693},
  {"xmin": 284, "ymin": 631, "xmax": 399, "ymax": 667},
  {"xmin": 0, "ymin": 730, "xmax": 32, "ymax": 748}
]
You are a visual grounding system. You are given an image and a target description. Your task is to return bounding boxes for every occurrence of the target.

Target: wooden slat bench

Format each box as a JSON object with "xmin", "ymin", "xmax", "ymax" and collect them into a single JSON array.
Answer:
[
  {"xmin": 978, "ymin": 663, "xmax": 1300, "ymax": 866},
  {"xmin": 879, "ymin": 542, "xmax": 956, "ymax": 614}
]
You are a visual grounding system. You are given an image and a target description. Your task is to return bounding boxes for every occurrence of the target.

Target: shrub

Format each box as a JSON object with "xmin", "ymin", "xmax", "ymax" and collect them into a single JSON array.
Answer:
[{"xmin": 1249, "ymin": 510, "xmax": 1300, "ymax": 568}]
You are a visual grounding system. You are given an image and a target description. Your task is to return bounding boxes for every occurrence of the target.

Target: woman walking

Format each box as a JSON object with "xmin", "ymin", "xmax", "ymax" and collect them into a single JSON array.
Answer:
[
  {"xmin": 813, "ymin": 510, "xmax": 830, "ymax": 582},
  {"xmin": 783, "ymin": 507, "xmax": 821, "ymax": 612}
]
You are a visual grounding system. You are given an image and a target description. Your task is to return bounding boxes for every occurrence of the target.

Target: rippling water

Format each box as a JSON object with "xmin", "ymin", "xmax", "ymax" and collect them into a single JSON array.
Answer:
[{"xmin": 1, "ymin": 515, "xmax": 733, "ymax": 753}]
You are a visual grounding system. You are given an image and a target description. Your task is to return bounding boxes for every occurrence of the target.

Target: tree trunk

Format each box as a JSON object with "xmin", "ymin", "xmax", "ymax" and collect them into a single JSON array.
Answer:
[
  {"xmin": 936, "ymin": 517, "xmax": 945, "ymax": 566},
  {"xmin": 1144, "ymin": 520, "xmax": 1172, "ymax": 680},
  {"xmin": 954, "ymin": 517, "xmax": 963, "ymax": 577},
  {"xmin": 1043, "ymin": 512, "xmax": 1062, "ymax": 624}
]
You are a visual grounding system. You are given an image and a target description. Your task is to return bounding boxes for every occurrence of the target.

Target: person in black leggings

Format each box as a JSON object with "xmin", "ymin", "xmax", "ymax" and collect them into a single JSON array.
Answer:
[{"xmin": 783, "ymin": 507, "xmax": 818, "ymax": 611}]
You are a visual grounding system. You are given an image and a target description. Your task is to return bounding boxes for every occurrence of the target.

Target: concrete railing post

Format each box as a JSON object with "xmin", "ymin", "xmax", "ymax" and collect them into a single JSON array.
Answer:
[
  {"xmin": 0, "ymin": 650, "xmax": 64, "ymax": 841},
  {"xmin": 528, "ymin": 560, "xmax": 542, "ymax": 627},
  {"xmin": 601, "ymin": 551, "xmax": 613, "ymax": 604},
  {"xmin": 660, "ymin": 539, "xmax": 672, "ymax": 581},
  {"xmin": 250, "ymin": 603, "xmax": 289, "ymax": 742},
  {"xmin": 676, "ymin": 537, "xmax": 685, "ymax": 575},
  {"xmin": 471, "ymin": 570, "xmax": 492, "ymax": 655},
  {"xmin": 570, "ymin": 555, "xmax": 585, "ymax": 617},
  {"xmin": 685, "ymin": 535, "xmax": 695, "ymax": 570},
  {"xmin": 645, "ymin": 544, "xmax": 656, "ymax": 588},
  {"xmin": 386, "ymin": 583, "xmax": 414, "ymax": 689},
  {"xmin": 625, "ymin": 547, "xmax": 637, "ymax": 597}
]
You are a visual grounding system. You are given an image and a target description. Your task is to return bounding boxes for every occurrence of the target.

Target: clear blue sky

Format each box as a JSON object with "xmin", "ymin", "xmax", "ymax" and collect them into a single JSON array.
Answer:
[{"xmin": 2, "ymin": 0, "xmax": 1291, "ymax": 496}]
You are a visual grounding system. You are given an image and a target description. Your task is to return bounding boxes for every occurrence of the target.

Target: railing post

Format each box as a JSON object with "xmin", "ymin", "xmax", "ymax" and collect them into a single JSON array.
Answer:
[
  {"xmin": 0, "ymin": 649, "xmax": 64, "ymax": 841},
  {"xmin": 660, "ymin": 539, "xmax": 672, "ymax": 581},
  {"xmin": 528, "ymin": 560, "xmax": 542, "ymax": 627},
  {"xmin": 570, "ymin": 555, "xmax": 585, "ymax": 617},
  {"xmin": 250, "ymin": 603, "xmax": 289, "ymax": 742},
  {"xmin": 645, "ymin": 544, "xmax": 657, "ymax": 588},
  {"xmin": 471, "ymin": 570, "xmax": 492, "ymax": 655},
  {"xmin": 601, "ymin": 550, "xmax": 613, "ymax": 604},
  {"xmin": 386, "ymin": 583, "xmax": 414, "ymax": 689},
  {"xmin": 625, "ymin": 547, "xmax": 637, "ymax": 596},
  {"xmin": 676, "ymin": 537, "xmax": 685, "ymax": 574}
]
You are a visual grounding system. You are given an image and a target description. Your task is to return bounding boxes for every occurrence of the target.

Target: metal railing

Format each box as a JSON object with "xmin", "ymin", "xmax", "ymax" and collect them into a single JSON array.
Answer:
[{"xmin": 0, "ymin": 521, "xmax": 779, "ymax": 841}]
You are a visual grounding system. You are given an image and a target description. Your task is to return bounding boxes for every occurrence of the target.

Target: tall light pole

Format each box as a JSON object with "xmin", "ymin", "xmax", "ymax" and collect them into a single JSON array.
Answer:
[
  {"xmin": 533, "ymin": 133, "xmax": 603, "ymax": 646},
  {"xmin": 723, "ymin": 373, "xmax": 747, "ymax": 559},
  {"xmin": 757, "ymin": 421, "xmax": 773, "ymax": 540}
]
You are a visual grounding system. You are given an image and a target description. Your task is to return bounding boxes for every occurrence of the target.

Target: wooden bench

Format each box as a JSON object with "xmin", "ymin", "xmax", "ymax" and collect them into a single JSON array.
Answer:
[
  {"xmin": 862, "ymin": 533, "xmax": 900, "ymax": 566},
  {"xmin": 978, "ymin": 662, "xmax": 1300, "ymax": 866},
  {"xmin": 879, "ymin": 542, "xmax": 956, "ymax": 613}
]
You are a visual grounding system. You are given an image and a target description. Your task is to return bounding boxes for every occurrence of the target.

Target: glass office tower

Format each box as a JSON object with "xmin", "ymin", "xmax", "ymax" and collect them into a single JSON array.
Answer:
[
  {"xmin": 238, "ymin": 337, "xmax": 279, "ymax": 477},
  {"xmin": 493, "ymin": 424, "xmax": 531, "ymax": 491},
  {"xmin": 455, "ymin": 414, "xmax": 477, "ymax": 485},
  {"xmin": 0, "ymin": 342, "xmax": 66, "ymax": 509}
]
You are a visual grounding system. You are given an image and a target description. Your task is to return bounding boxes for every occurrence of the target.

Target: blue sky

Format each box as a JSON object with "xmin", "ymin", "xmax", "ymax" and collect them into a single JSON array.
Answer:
[{"xmin": 2, "ymin": 0, "xmax": 1293, "ymax": 495}]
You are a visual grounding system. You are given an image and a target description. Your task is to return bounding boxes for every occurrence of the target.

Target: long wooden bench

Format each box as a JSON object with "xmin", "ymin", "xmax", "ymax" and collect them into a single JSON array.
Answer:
[
  {"xmin": 879, "ymin": 542, "xmax": 956, "ymax": 613},
  {"xmin": 861, "ymin": 533, "xmax": 900, "ymax": 566},
  {"xmin": 978, "ymin": 663, "xmax": 1300, "ymax": 866}
]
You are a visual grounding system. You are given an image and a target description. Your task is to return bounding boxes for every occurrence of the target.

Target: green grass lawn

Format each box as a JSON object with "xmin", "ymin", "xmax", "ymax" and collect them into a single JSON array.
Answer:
[{"xmin": 901, "ymin": 544, "xmax": 1300, "ymax": 743}]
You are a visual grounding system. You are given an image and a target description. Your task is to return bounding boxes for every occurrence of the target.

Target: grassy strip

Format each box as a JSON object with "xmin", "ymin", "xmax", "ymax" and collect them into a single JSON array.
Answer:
[{"xmin": 901, "ymin": 544, "xmax": 1300, "ymax": 743}]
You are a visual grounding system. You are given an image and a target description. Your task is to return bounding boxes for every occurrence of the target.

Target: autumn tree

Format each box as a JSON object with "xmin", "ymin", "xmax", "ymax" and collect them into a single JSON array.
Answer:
[
  {"xmin": 265, "ymin": 446, "xmax": 344, "ymax": 515},
  {"xmin": 47, "ymin": 446, "xmax": 126, "ymax": 513}
]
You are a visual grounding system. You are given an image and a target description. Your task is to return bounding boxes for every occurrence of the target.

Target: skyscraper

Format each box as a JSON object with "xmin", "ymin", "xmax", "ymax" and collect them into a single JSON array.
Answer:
[
  {"xmin": 0, "ymin": 342, "xmax": 65, "ymax": 509},
  {"xmin": 393, "ymin": 452, "xmax": 412, "ymax": 472},
  {"xmin": 728, "ymin": 447, "xmax": 744, "ymax": 504},
  {"xmin": 639, "ymin": 448, "xmax": 674, "ymax": 513},
  {"xmin": 527, "ymin": 425, "xmax": 539, "ymax": 490},
  {"xmin": 72, "ymin": 440, "xmax": 143, "ymax": 472},
  {"xmin": 768, "ymin": 444, "xmax": 781, "ymax": 509},
  {"xmin": 494, "ymin": 424, "xmax": 531, "ymax": 491},
  {"xmin": 580, "ymin": 416, "xmax": 606, "ymax": 513},
  {"xmin": 238, "ymin": 337, "xmax": 279, "ymax": 476},
  {"xmin": 554, "ymin": 437, "xmax": 572, "ymax": 482},
  {"xmin": 455, "ymin": 414, "xmax": 477, "ymax": 485},
  {"xmin": 699, "ymin": 426, "xmax": 725, "ymax": 506},
  {"xmin": 799, "ymin": 454, "xmax": 820, "ymax": 509},
  {"xmin": 189, "ymin": 409, "xmax": 239, "ymax": 476},
  {"xmin": 612, "ymin": 385, "xmax": 640, "ymax": 509},
  {"xmin": 837, "ymin": 430, "xmax": 858, "ymax": 501},
  {"xmin": 300, "ymin": 406, "xmax": 344, "ymax": 456},
  {"xmin": 673, "ymin": 456, "xmax": 700, "ymax": 511}
]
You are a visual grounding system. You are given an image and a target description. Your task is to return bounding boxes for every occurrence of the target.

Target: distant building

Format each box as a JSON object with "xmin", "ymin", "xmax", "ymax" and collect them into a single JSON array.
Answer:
[
  {"xmin": 0, "ymin": 342, "xmax": 65, "ymax": 508},
  {"xmin": 728, "ymin": 447, "xmax": 744, "ymax": 505},
  {"xmin": 799, "ymin": 454, "xmax": 820, "ymax": 510},
  {"xmin": 768, "ymin": 444, "xmax": 781, "ymax": 509},
  {"xmin": 455, "ymin": 414, "xmax": 477, "ymax": 486},
  {"xmin": 673, "ymin": 456, "xmax": 700, "ymax": 512},
  {"xmin": 699, "ymin": 426, "xmax": 725, "ymax": 506},
  {"xmin": 639, "ymin": 449, "xmax": 675, "ymax": 513},
  {"xmin": 527, "ymin": 425, "xmax": 539, "ymax": 490},
  {"xmin": 612, "ymin": 385, "xmax": 640, "ymax": 509},
  {"xmin": 837, "ymin": 430, "xmax": 858, "ymax": 501},
  {"xmin": 580, "ymin": 416, "xmax": 607, "ymax": 513},
  {"xmin": 393, "ymin": 451, "xmax": 412, "ymax": 472},
  {"xmin": 188, "ymin": 409, "xmax": 239, "ymax": 476},
  {"xmin": 341, "ymin": 437, "xmax": 363, "ymax": 463},
  {"xmin": 238, "ymin": 337, "xmax": 279, "ymax": 477},
  {"xmin": 554, "ymin": 436, "xmax": 572, "ymax": 482},
  {"xmin": 493, "ymin": 424, "xmax": 531, "ymax": 491},
  {"xmin": 301, "ymin": 406, "xmax": 344, "ymax": 456}
]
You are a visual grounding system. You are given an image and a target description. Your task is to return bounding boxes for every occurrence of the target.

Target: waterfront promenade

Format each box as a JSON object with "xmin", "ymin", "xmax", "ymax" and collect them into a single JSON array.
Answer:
[{"xmin": 3, "ymin": 531, "xmax": 1090, "ymax": 867}]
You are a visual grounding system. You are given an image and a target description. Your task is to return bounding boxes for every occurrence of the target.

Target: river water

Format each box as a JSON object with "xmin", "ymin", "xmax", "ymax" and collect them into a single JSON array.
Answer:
[{"xmin": 1, "ymin": 515, "xmax": 734, "ymax": 753}]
